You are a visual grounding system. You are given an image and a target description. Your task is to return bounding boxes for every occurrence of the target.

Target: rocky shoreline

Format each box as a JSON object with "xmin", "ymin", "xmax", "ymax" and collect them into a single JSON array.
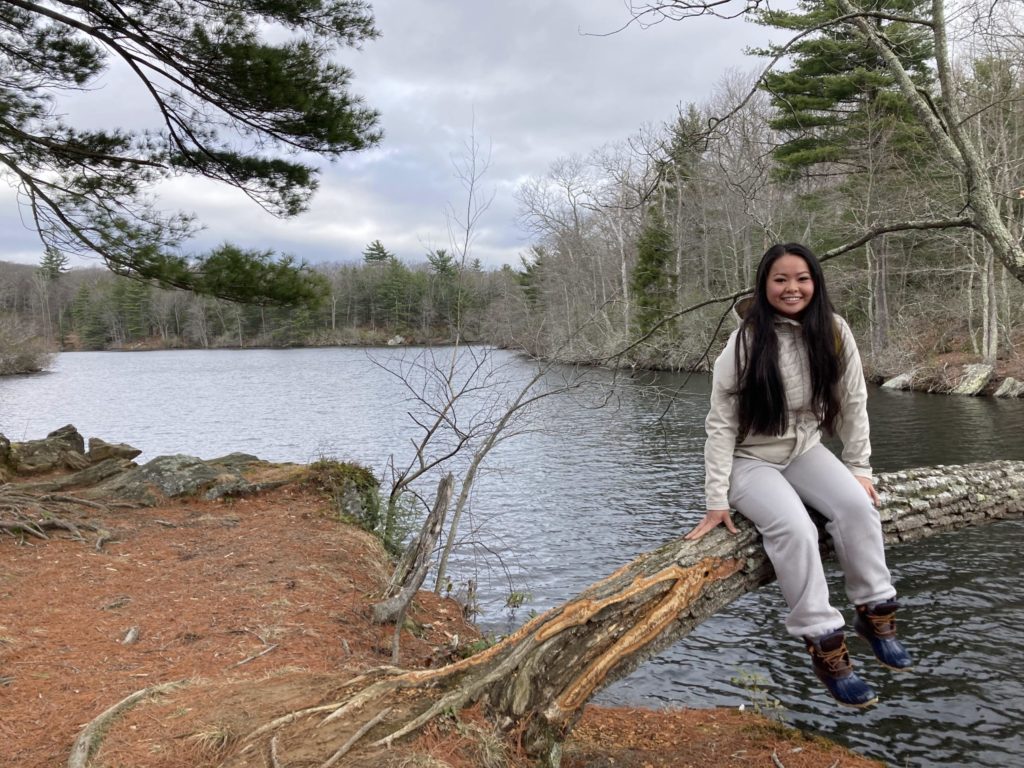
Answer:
[{"xmin": 879, "ymin": 363, "xmax": 1024, "ymax": 397}]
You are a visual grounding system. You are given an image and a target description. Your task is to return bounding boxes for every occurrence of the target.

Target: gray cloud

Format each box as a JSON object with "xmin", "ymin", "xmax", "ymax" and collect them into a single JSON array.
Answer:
[{"xmin": 0, "ymin": 1, "xmax": 779, "ymax": 271}]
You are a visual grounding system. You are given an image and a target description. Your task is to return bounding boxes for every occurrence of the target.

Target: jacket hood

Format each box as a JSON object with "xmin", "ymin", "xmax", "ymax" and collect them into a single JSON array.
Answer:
[
  {"xmin": 733, "ymin": 296, "xmax": 754, "ymax": 322},
  {"xmin": 732, "ymin": 295, "xmax": 803, "ymax": 328}
]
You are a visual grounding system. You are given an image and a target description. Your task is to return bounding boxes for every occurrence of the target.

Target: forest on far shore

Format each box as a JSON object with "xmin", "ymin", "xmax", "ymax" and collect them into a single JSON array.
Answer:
[{"xmin": 2, "ymin": 2, "xmax": 1022, "ymax": 382}]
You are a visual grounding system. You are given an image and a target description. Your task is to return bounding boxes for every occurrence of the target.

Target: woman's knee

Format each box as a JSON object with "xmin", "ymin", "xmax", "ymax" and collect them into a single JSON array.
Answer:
[
  {"xmin": 826, "ymin": 493, "xmax": 881, "ymax": 532},
  {"xmin": 759, "ymin": 509, "xmax": 820, "ymax": 547}
]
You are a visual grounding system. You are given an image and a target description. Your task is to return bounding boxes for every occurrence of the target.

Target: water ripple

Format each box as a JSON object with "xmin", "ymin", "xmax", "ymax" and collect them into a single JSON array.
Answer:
[{"xmin": 2, "ymin": 348, "xmax": 1023, "ymax": 767}]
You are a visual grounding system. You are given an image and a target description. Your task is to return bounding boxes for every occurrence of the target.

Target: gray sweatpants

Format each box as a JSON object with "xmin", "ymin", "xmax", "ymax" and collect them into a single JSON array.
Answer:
[{"xmin": 729, "ymin": 444, "xmax": 897, "ymax": 639}]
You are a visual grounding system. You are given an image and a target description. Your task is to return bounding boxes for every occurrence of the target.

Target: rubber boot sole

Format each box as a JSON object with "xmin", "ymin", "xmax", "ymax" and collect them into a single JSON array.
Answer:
[{"xmin": 836, "ymin": 695, "xmax": 879, "ymax": 709}]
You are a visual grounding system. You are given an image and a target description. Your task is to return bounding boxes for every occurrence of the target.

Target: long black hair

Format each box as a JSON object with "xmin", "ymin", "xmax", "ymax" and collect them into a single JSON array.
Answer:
[{"xmin": 735, "ymin": 242, "xmax": 843, "ymax": 439}]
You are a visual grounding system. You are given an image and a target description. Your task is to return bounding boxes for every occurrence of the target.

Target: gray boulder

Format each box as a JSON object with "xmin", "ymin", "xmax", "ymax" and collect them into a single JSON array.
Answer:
[
  {"xmin": 88, "ymin": 453, "xmax": 282, "ymax": 504},
  {"xmin": 94, "ymin": 454, "xmax": 221, "ymax": 502},
  {"xmin": 88, "ymin": 437, "xmax": 142, "ymax": 462},
  {"xmin": 950, "ymin": 364, "xmax": 994, "ymax": 396},
  {"xmin": 994, "ymin": 377, "xmax": 1024, "ymax": 398},
  {"xmin": 48, "ymin": 424, "xmax": 86, "ymax": 454},
  {"xmin": 881, "ymin": 372, "xmax": 915, "ymax": 391},
  {"xmin": 206, "ymin": 452, "xmax": 262, "ymax": 469},
  {"xmin": 8, "ymin": 424, "xmax": 90, "ymax": 473}
]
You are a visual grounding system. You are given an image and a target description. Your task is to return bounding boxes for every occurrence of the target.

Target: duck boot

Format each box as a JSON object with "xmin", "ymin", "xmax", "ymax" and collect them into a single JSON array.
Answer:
[
  {"xmin": 854, "ymin": 600, "xmax": 913, "ymax": 670},
  {"xmin": 804, "ymin": 629, "xmax": 878, "ymax": 708}
]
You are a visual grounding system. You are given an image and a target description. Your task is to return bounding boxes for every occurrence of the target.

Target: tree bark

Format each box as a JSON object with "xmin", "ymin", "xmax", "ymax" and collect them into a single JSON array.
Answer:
[
  {"xmin": 374, "ymin": 473, "xmax": 454, "ymax": 624},
  {"xmin": 836, "ymin": 0, "xmax": 1024, "ymax": 283},
  {"xmin": 224, "ymin": 459, "xmax": 1024, "ymax": 768}
]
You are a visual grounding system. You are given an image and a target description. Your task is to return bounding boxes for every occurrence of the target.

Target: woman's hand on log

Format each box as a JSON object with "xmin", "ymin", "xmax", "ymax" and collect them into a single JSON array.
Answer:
[
  {"xmin": 855, "ymin": 476, "xmax": 881, "ymax": 506},
  {"xmin": 685, "ymin": 509, "xmax": 738, "ymax": 541}
]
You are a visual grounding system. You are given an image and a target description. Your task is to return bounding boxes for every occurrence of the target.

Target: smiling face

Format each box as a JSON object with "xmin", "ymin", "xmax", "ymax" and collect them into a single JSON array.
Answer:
[{"xmin": 765, "ymin": 253, "xmax": 815, "ymax": 318}]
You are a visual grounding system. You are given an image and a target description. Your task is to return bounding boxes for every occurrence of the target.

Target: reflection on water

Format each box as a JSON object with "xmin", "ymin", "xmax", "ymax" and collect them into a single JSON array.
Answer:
[{"xmin": 2, "ymin": 348, "xmax": 1023, "ymax": 767}]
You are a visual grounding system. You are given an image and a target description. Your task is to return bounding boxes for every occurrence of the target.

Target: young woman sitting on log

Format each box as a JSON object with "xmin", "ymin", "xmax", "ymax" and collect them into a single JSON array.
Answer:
[{"xmin": 685, "ymin": 242, "xmax": 913, "ymax": 708}]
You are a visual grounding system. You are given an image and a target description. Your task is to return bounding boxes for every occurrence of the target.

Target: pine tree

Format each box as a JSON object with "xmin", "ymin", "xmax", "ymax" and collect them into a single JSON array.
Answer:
[
  {"xmin": 379, "ymin": 259, "xmax": 416, "ymax": 328},
  {"xmin": 754, "ymin": 0, "xmax": 936, "ymax": 354},
  {"xmin": 70, "ymin": 285, "xmax": 108, "ymax": 350},
  {"xmin": 38, "ymin": 247, "xmax": 70, "ymax": 281},
  {"xmin": 426, "ymin": 249, "xmax": 458, "ymax": 333},
  {"xmin": 363, "ymin": 240, "xmax": 394, "ymax": 265},
  {"xmin": 517, "ymin": 246, "xmax": 547, "ymax": 310},
  {"xmin": 631, "ymin": 210, "xmax": 676, "ymax": 342},
  {"xmin": 754, "ymin": 0, "xmax": 933, "ymax": 177},
  {"xmin": 114, "ymin": 279, "xmax": 152, "ymax": 342},
  {"xmin": 1, "ymin": 1, "xmax": 381, "ymax": 303},
  {"xmin": 426, "ymin": 249, "xmax": 457, "ymax": 277}
]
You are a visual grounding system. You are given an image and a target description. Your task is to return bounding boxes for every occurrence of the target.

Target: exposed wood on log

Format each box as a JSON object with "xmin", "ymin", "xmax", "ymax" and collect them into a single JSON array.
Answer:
[
  {"xmin": 102, "ymin": 460, "xmax": 1024, "ymax": 768},
  {"xmin": 374, "ymin": 473, "xmax": 455, "ymax": 625}
]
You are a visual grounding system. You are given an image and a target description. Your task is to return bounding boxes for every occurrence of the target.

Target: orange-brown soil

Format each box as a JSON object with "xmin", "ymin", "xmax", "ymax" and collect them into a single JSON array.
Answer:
[{"xmin": 0, "ymin": 483, "xmax": 882, "ymax": 768}]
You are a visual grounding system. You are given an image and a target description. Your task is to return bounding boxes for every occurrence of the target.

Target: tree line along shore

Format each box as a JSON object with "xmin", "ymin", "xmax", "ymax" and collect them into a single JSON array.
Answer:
[{"xmin": 1, "ymin": 250, "xmax": 1022, "ymax": 398}]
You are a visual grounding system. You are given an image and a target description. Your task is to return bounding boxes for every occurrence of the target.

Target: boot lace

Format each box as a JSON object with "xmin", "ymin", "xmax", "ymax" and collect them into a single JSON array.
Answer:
[
  {"xmin": 867, "ymin": 610, "xmax": 897, "ymax": 638},
  {"xmin": 814, "ymin": 644, "xmax": 852, "ymax": 675}
]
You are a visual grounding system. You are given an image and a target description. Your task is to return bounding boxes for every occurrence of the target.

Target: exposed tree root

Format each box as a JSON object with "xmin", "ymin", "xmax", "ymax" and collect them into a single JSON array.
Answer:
[
  {"xmin": 0, "ymin": 486, "xmax": 112, "ymax": 546},
  {"xmin": 217, "ymin": 554, "xmax": 748, "ymax": 768},
  {"xmin": 67, "ymin": 680, "xmax": 188, "ymax": 768},
  {"xmin": 320, "ymin": 706, "xmax": 392, "ymax": 768}
]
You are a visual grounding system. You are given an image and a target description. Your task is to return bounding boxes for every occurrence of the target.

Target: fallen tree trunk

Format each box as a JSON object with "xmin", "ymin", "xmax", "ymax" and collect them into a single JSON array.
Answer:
[{"xmin": 210, "ymin": 460, "xmax": 1024, "ymax": 766}]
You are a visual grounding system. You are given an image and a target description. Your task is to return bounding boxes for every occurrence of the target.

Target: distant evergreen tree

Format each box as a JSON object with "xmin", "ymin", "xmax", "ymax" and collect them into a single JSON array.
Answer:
[
  {"xmin": 35, "ymin": 247, "xmax": 71, "ymax": 345},
  {"xmin": 658, "ymin": 105, "xmax": 711, "ymax": 294},
  {"xmin": 110, "ymin": 279, "xmax": 152, "ymax": 342},
  {"xmin": 631, "ymin": 210, "xmax": 676, "ymax": 341},
  {"xmin": 426, "ymin": 248, "xmax": 457, "ymax": 277},
  {"xmin": 270, "ymin": 303, "xmax": 315, "ymax": 346},
  {"xmin": 378, "ymin": 259, "xmax": 417, "ymax": 328},
  {"xmin": 362, "ymin": 240, "xmax": 394, "ymax": 265},
  {"xmin": 38, "ymin": 247, "xmax": 70, "ymax": 281},
  {"xmin": 70, "ymin": 285, "xmax": 107, "ymax": 350},
  {"xmin": 663, "ymin": 105, "xmax": 704, "ymax": 184},
  {"xmin": 517, "ymin": 246, "xmax": 547, "ymax": 309},
  {"xmin": 426, "ymin": 249, "xmax": 458, "ymax": 333}
]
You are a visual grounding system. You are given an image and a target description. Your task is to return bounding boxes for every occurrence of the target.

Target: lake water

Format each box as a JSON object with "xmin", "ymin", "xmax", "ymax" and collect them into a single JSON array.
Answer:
[{"xmin": 2, "ymin": 347, "xmax": 1023, "ymax": 767}]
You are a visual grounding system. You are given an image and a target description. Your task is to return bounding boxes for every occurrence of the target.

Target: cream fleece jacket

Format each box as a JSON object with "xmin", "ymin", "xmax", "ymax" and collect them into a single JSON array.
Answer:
[{"xmin": 704, "ymin": 310, "xmax": 872, "ymax": 510}]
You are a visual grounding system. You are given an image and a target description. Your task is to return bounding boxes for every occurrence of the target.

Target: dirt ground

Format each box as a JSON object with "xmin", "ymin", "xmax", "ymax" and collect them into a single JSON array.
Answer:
[{"xmin": 0, "ymin": 482, "xmax": 882, "ymax": 768}]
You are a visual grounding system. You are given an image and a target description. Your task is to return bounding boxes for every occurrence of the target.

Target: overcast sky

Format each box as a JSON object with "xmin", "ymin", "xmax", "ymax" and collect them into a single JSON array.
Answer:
[{"xmin": 0, "ymin": 1, "xmax": 783, "ymax": 271}]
